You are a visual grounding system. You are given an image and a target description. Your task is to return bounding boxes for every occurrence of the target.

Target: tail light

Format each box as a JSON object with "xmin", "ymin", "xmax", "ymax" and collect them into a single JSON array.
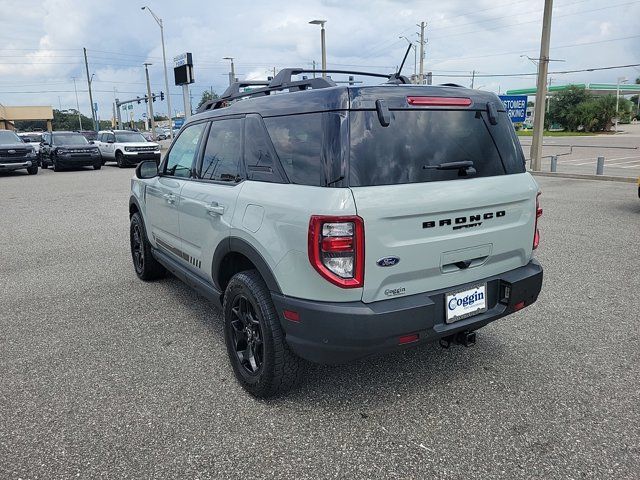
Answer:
[
  {"xmin": 308, "ymin": 215, "xmax": 364, "ymax": 288},
  {"xmin": 407, "ymin": 96, "xmax": 472, "ymax": 107},
  {"xmin": 533, "ymin": 192, "xmax": 543, "ymax": 249}
]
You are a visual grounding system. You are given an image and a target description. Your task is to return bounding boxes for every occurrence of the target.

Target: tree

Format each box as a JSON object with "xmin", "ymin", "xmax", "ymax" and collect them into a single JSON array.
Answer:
[
  {"xmin": 547, "ymin": 86, "xmax": 591, "ymax": 131},
  {"xmin": 197, "ymin": 90, "xmax": 219, "ymax": 109}
]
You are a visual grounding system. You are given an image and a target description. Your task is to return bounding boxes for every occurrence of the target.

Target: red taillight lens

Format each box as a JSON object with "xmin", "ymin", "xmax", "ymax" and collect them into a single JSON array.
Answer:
[
  {"xmin": 308, "ymin": 215, "xmax": 364, "ymax": 288},
  {"xmin": 533, "ymin": 192, "xmax": 543, "ymax": 250},
  {"xmin": 407, "ymin": 96, "xmax": 472, "ymax": 107}
]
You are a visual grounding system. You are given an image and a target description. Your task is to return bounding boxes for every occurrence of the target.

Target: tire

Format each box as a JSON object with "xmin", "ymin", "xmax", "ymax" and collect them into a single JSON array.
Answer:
[
  {"xmin": 223, "ymin": 270, "xmax": 304, "ymax": 398},
  {"xmin": 93, "ymin": 161, "xmax": 102, "ymax": 170},
  {"xmin": 27, "ymin": 165, "xmax": 38, "ymax": 175},
  {"xmin": 116, "ymin": 151, "xmax": 125, "ymax": 168},
  {"xmin": 53, "ymin": 158, "xmax": 62, "ymax": 172},
  {"xmin": 130, "ymin": 212, "xmax": 165, "ymax": 281},
  {"xmin": 41, "ymin": 161, "xmax": 48, "ymax": 169}
]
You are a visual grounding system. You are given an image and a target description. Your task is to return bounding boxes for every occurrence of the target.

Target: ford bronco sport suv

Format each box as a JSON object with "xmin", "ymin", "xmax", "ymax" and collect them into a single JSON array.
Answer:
[
  {"xmin": 129, "ymin": 68, "xmax": 543, "ymax": 397},
  {"xmin": 40, "ymin": 131, "xmax": 102, "ymax": 171},
  {"xmin": 96, "ymin": 130, "xmax": 161, "ymax": 167}
]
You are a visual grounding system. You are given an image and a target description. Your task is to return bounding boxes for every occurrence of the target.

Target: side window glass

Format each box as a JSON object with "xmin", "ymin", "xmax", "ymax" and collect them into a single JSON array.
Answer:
[
  {"xmin": 200, "ymin": 118, "xmax": 243, "ymax": 182},
  {"xmin": 164, "ymin": 123, "xmax": 206, "ymax": 178},
  {"xmin": 244, "ymin": 114, "xmax": 284, "ymax": 183},
  {"xmin": 108, "ymin": 134, "xmax": 116, "ymax": 142}
]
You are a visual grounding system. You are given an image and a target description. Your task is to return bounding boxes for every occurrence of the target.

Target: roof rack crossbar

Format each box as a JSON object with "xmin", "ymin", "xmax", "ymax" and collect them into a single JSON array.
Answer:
[{"xmin": 196, "ymin": 67, "xmax": 411, "ymax": 113}]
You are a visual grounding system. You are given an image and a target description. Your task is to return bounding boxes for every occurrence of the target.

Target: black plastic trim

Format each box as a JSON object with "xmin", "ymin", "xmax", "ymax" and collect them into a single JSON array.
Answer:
[{"xmin": 153, "ymin": 247, "xmax": 223, "ymax": 309}]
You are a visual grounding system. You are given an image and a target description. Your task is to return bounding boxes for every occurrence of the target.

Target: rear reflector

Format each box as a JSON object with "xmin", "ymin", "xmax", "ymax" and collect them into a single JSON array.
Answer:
[
  {"xmin": 283, "ymin": 310, "xmax": 300, "ymax": 322},
  {"xmin": 407, "ymin": 96, "xmax": 472, "ymax": 107},
  {"xmin": 514, "ymin": 301, "xmax": 526, "ymax": 311},
  {"xmin": 399, "ymin": 334, "xmax": 420, "ymax": 345}
]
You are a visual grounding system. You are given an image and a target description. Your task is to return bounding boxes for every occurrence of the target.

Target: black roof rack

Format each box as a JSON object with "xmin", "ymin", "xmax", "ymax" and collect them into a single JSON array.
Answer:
[{"xmin": 197, "ymin": 67, "xmax": 411, "ymax": 113}]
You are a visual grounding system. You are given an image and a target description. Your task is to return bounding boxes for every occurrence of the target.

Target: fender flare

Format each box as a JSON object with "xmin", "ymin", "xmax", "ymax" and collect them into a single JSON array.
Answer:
[{"xmin": 212, "ymin": 237, "xmax": 282, "ymax": 294}]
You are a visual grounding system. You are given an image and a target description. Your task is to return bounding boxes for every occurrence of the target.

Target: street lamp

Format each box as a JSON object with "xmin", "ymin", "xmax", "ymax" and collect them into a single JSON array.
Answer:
[
  {"xmin": 309, "ymin": 19, "xmax": 327, "ymax": 77},
  {"xmin": 141, "ymin": 6, "xmax": 174, "ymax": 140},
  {"xmin": 71, "ymin": 76, "xmax": 82, "ymax": 130},
  {"xmin": 615, "ymin": 76, "xmax": 628, "ymax": 132},
  {"xmin": 399, "ymin": 36, "xmax": 417, "ymax": 80},
  {"xmin": 223, "ymin": 57, "xmax": 235, "ymax": 86}
]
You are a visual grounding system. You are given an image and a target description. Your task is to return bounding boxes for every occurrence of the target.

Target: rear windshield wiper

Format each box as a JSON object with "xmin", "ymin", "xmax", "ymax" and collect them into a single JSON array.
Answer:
[{"xmin": 423, "ymin": 161, "xmax": 476, "ymax": 177}]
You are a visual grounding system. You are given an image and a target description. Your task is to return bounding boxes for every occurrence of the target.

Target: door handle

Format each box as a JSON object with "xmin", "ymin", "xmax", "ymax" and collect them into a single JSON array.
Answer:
[
  {"xmin": 206, "ymin": 202, "xmax": 225, "ymax": 216},
  {"xmin": 163, "ymin": 193, "xmax": 176, "ymax": 205}
]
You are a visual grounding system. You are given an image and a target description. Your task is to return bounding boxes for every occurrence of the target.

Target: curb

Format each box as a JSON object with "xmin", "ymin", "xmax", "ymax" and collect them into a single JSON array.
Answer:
[{"xmin": 530, "ymin": 171, "xmax": 637, "ymax": 184}]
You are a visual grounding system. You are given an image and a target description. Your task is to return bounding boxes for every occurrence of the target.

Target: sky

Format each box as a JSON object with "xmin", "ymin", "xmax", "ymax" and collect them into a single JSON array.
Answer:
[{"xmin": 0, "ymin": 0, "xmax": 639, "ymax": 122}]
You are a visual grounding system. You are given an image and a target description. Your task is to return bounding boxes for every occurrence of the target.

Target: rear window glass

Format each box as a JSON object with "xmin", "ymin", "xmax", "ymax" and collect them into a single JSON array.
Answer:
[{"xmin": 349, "ymin": 110, "xmax": 525, "ymax": 187}]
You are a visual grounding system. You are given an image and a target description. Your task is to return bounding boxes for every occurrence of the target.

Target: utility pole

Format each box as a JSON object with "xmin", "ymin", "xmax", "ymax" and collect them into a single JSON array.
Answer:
[
  {"xmin": 71, "ymin": 77, "xmax": 83, "ymax": 130},
  {"xmin": 418, "ymin": 21, "xmax": 426, "ymax": 84},
  {"xmin": 224, "ymin": 57, "xmax": 235, "ymax": 86},
  {"xmin": 529, "ymin": 0, "xmax": 553, "ymax": 172},
  {"xmin": 144, "ymin": 63, "xmax": 156, "ymax": 139},
  {"xmin": 83, "ymin": 48, "xmax": 96, "ymax": 131},
  {"xmin": 312, "ymin": 60, "xmax": 316, "ymax": 78},
  {"xmin": 471, "ymin": 70, "xmax": 475, "ymax": 89}
]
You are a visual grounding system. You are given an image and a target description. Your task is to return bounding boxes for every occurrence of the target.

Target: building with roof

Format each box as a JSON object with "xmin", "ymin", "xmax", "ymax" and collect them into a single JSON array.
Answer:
[{"xmin": 0, "ymin": 104, "xmax": 54, "ymax": 131}]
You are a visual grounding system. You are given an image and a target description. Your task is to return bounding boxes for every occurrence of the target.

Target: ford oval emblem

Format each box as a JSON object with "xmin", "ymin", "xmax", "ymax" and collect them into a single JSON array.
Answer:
[{"xmin": 377, "ymin": 256, "xmax": 400, "ymax": 267}]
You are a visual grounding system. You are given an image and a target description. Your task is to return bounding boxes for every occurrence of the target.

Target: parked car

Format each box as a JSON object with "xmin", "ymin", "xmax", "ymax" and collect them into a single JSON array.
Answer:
[
  {"xmin": 17, "ymin": 132, "xmax": 43, "ymax": 156},
  {"xmin": 0, "ymin": 130, "xmax": 38, "ymax": 174},
  {"xmin": 129, "ymin": 68, "xmax": 544, "ymax": 397},
  {"xmin": 95, "ymin": 130, "xmax": 161, "ymax": 167},
  {"xmin": 40, "ymin": 131, "xmax": 102, "ymax": 171}
]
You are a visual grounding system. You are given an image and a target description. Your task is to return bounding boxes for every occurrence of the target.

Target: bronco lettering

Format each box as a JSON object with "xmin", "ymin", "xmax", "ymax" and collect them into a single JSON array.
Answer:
[{"xmin": 423, "ymin": 210, "xmax": 506, "ymax": 229}]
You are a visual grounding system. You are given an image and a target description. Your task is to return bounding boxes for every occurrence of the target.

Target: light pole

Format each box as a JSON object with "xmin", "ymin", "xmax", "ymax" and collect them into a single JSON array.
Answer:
[
  {"xmin": 223, "ymin": 57, "xmax": 235, "ymax": 86},
  {"xmin": 615, "ymin": 76, "xmax": 628, "ymax": 132},
  {"xmin": 141, "ymin": 6, "xmax": 173, "ymax": 140},
  {"xmin": 144, "ymin": 63, "xmax": 156, "ymax": 139},
  {"xmin": 399, "ymin": 36, "xmax": 417, "ymax": 80},
  {"xmin": 71, "ymin": 76, "xmax": 83, "ymax": 130},
  {"xmin": 309, "ymin": 20, "xmax": 327, "ymax": 77}
]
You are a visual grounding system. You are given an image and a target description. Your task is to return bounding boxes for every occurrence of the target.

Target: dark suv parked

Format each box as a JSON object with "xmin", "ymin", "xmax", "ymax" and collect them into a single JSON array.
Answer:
[
  {"xmin": 40, "ymin": 131, "xmax": 102, "ymax": 171},
  {"xmin": 0, "ymin": 130, "xmax": 38, "ymax": 175}
]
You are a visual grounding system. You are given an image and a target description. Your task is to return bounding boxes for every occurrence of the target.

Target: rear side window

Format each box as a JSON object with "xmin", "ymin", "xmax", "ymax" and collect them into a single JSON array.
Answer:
[
  {"xmin": 264, "ymin": 113, "xmax": 345, "ymax": 186},
  {"xmin": 349, "ymin": 110, "xmax": 525, "ymax": 187},
  {"xmin": 199, "ymin": 118, "xmax": 243, "ymax": 182},
  {"xmin": 244, "ymin": 114, "xmax": 285, "ymax": 183}
]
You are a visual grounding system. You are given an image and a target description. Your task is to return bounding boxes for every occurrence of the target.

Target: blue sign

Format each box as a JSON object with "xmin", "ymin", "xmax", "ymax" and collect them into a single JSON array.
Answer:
[
  {"xmin": 498, "ymin": 95, "xmax": 527, "ymax": 123},
  {"xmin": 173, "ymin": 118, "xmax": 185, "ymax": 128}
]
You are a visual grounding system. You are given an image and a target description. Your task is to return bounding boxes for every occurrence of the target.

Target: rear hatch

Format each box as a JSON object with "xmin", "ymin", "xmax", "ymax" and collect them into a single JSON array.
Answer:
[{"xmin": 347, "ymin": 86, "xmax": 538, "ymax": 303}]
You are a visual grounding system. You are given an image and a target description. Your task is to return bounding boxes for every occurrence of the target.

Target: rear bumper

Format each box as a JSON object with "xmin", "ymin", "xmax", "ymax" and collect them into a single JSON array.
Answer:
[
  {"xmin": 0, "ymin": 160, "xmax": 33, "ymax": 171},
  {"xmin": 272, "ymin": 259, "xmax": 543, "ymax": 364}
]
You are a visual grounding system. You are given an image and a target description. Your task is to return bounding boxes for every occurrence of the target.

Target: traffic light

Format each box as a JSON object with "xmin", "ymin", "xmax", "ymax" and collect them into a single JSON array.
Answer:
[
  {"xmin": 144, "ymin": 95, "xmax": 148, "ymax": 103},
  {"xmin": 136, "ymin": 96, "xmax": 141, "ymax": 104},
  {"xmin": 151, "ymin": 93, "xmax": 156, "ymax": 102},
  {"xmin": 160, "ymin": 91, "xmax": 164, "ymax": 101}
]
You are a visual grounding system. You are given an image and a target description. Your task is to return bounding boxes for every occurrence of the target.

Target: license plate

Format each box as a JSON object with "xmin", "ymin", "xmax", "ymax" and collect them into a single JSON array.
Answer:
[{"xmin": 445, "ymin": 284, "xmax": 487, "ymax": 323}]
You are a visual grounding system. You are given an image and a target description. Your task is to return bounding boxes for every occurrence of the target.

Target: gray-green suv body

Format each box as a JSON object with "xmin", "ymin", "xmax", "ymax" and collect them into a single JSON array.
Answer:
[{"xmin": 129, "ymin": 69, "xmax": 543, "ymax": 397}]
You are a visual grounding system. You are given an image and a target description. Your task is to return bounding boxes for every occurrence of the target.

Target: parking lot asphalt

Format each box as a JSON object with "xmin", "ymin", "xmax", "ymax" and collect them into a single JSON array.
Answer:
[
  {"xmin": 520, "ymin": 124, "xmax": 640, "ymax": 178},
  {"xmin": 1, "ymin": 166, "xmax": 639, "ymax": 479}
]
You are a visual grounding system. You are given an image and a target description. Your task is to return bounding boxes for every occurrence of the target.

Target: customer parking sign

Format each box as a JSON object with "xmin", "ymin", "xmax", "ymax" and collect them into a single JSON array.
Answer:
[{"xmin": 498, "ymin": 95, "xmax": 527, "ymax": 123}]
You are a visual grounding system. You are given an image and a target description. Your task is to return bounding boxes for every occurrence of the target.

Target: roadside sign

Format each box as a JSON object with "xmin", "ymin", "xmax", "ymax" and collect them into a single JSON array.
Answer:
[
  {"xmin": 141, "ymin": 113, "xmax": 147, "ymax": 118},
  {"xmin": 498, "ymin": 95, "xmax": 527, "ymax": 123},
  {"xmin": 174, "ymin": 118, "xmax": 185, "ymax": 128}
]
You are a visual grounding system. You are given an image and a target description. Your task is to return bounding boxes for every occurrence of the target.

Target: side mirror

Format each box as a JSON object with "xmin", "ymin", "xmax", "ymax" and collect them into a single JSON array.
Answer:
[
  {"xmin": 107, "ymin": 140, "xmax": 114, "ymax": 144},
  {"xmin": 136, "ymin": 160, "xmax": 159, "ymax": 179}
]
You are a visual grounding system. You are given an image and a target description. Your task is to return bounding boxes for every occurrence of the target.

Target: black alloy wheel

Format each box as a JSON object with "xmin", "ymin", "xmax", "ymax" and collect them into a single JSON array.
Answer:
[
  {"xmin": 229, "ymin": 295, "xmax": 264, "ymax": 375},
  {"xmin": 131, "ymin": 222, "xmax": 144, "ymax": 274}
]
